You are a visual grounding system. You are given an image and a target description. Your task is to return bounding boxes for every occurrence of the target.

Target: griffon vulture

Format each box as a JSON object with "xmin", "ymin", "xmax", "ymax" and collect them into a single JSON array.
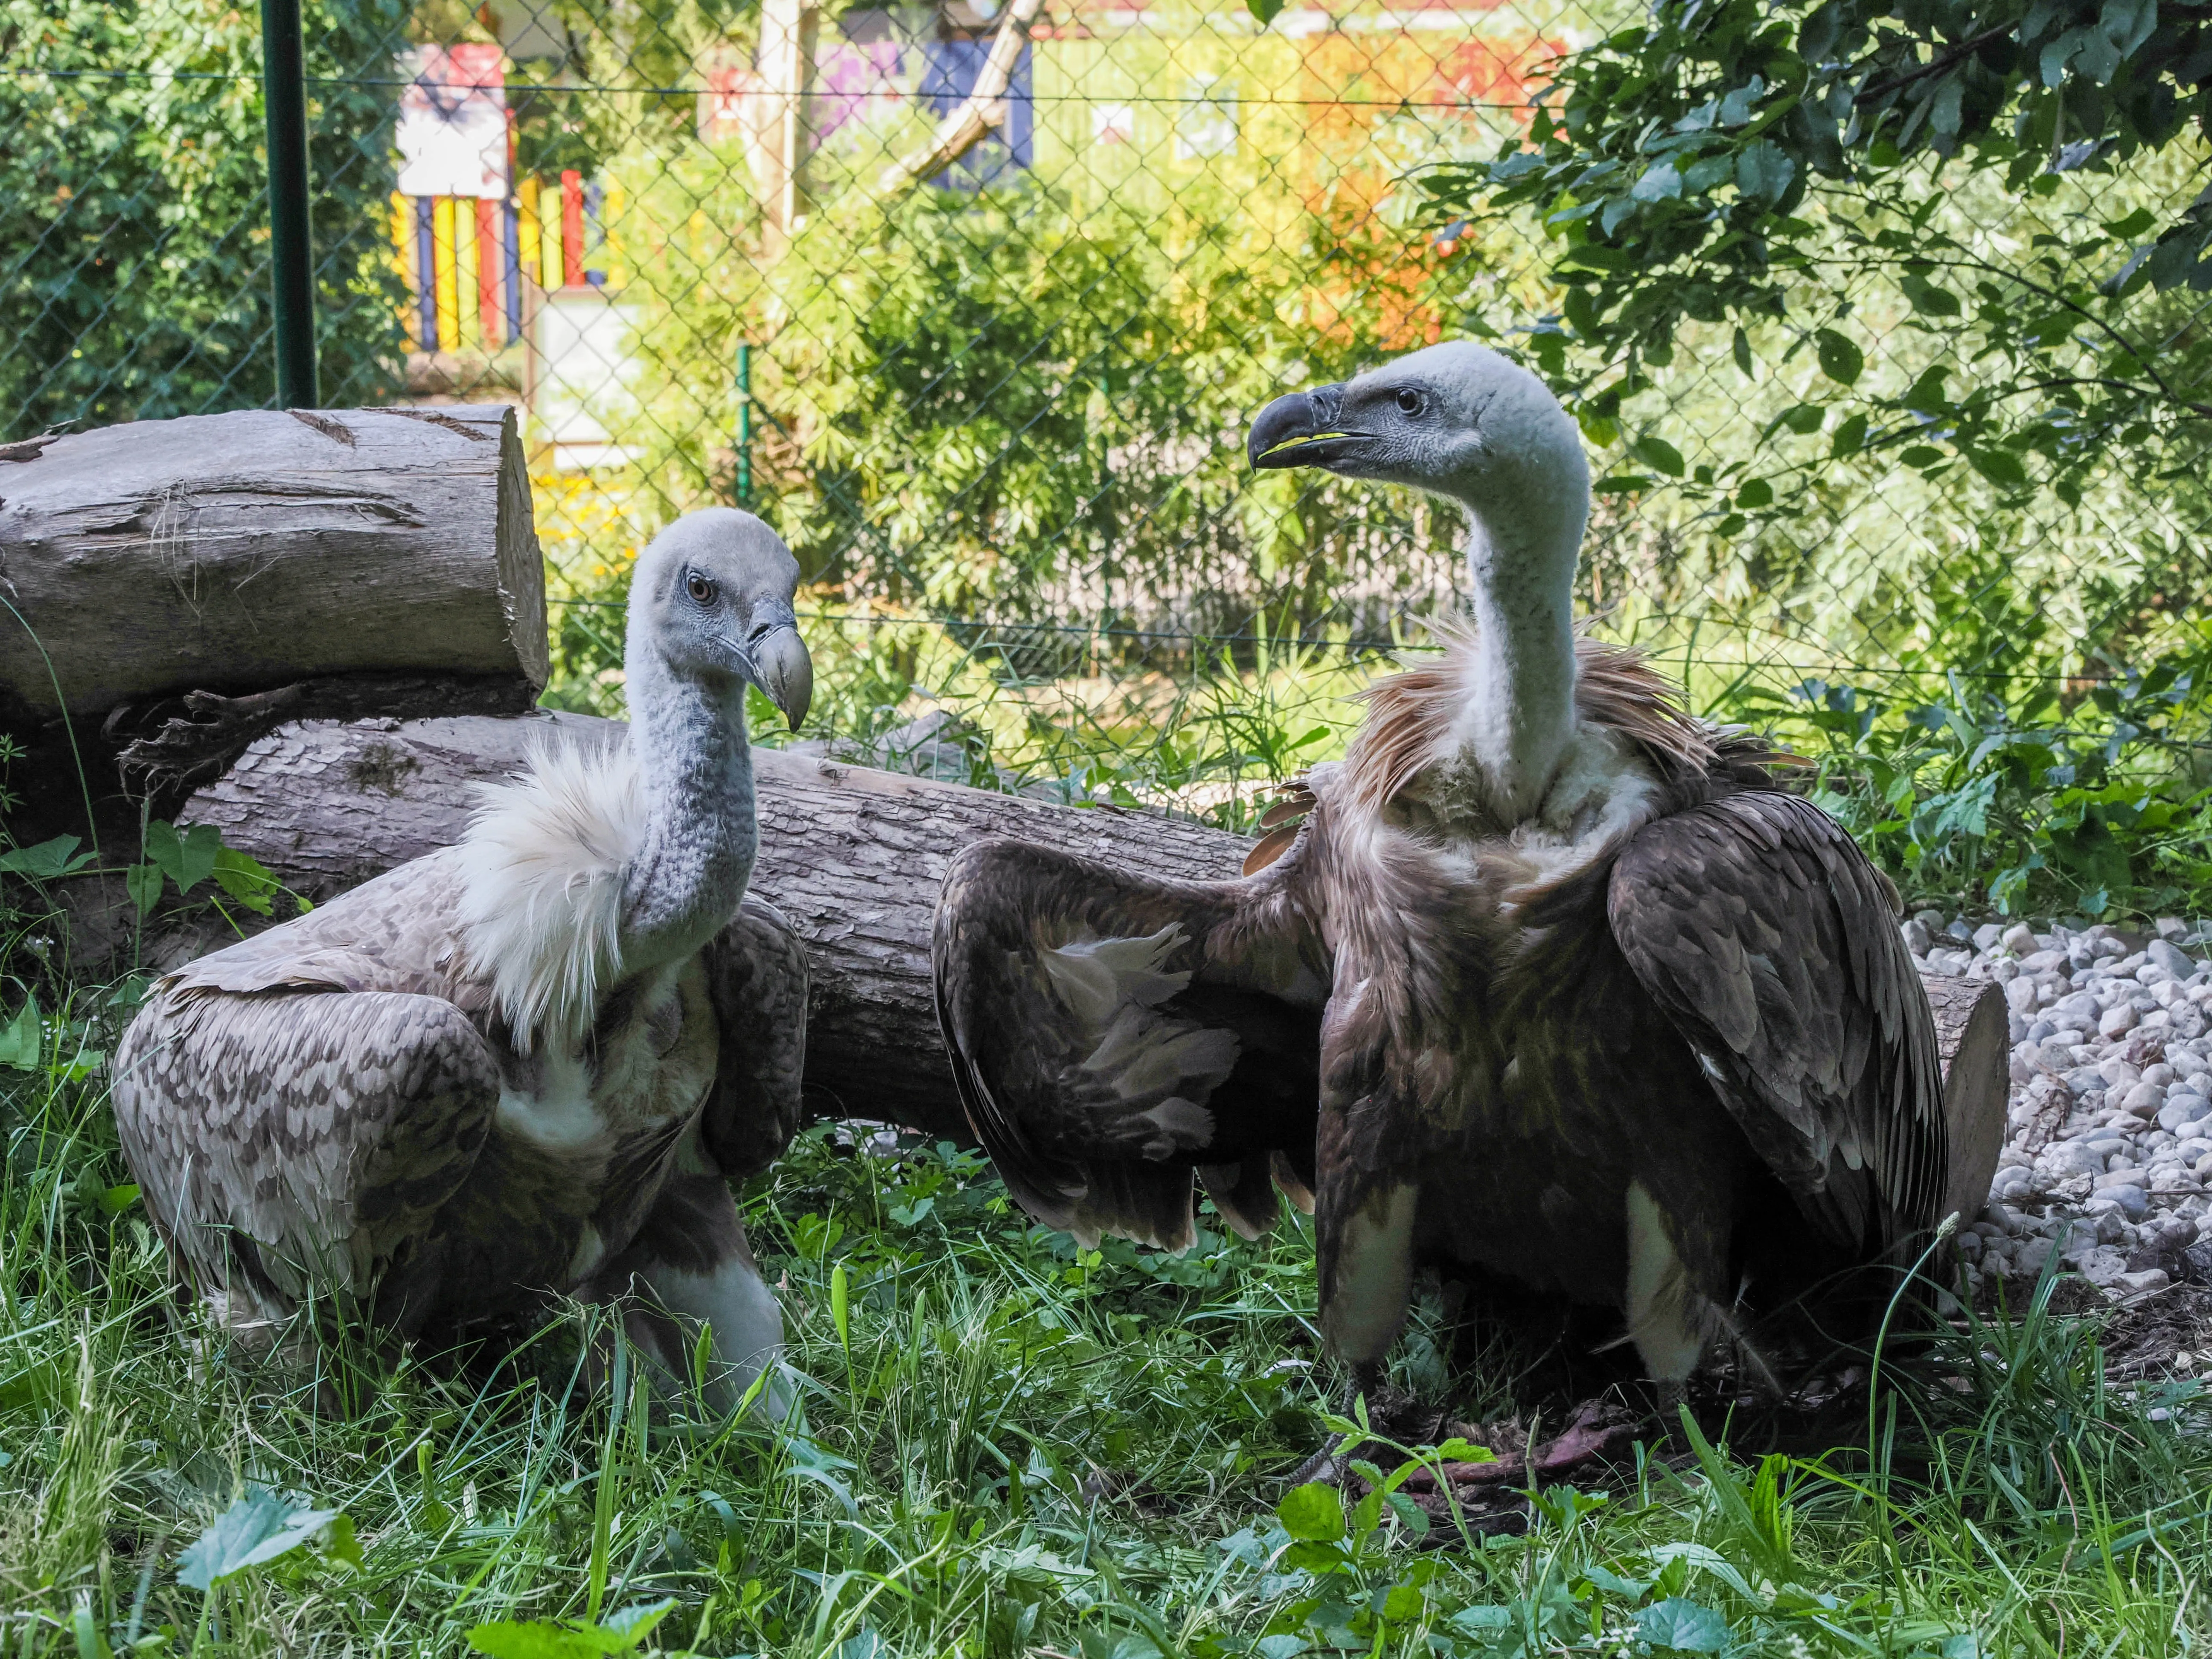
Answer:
[
  {"xmin": 114, "ymin": 509, "xmax": 815, "ymax": 1412},
  {"xmin": 933, "ymin": 343, "xmax": 1948, "ymax": 1395}
]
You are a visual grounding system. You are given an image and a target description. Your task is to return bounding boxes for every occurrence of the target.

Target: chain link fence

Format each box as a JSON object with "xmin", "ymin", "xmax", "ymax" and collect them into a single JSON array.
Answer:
[{"xmin": 7, "ymin": 0, "xmax": 2210, "ymax": 843}]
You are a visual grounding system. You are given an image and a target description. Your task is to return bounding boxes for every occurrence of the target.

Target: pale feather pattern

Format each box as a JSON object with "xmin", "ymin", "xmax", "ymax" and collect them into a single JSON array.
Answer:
[
  {"xmin": 453, "ymin": 739, "xmax": 648, "ymax": 1052},
  {"xmin": 1044, "ymin": 926, "xmax": 1239, "ymax": 1158}
]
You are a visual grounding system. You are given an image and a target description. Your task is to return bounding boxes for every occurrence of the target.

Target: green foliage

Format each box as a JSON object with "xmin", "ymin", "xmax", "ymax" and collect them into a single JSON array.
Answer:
[
  {"xmin": 469, "ymin": 1598, "xmax": 681, "ymax": 1658},
  {"xmin": 1432, "ymin": 0, "xmax": 2212, "ymax": 517},
  {"xmin": 125, "ymin": 820, "xmax": 296, "ymax": 921},
  {"xmin": 606, "ymin": 168, "xmax": 1460, "ymax": 636},
  {"xmin": 0, "ymin": 0, "xmax": 409, "ymax": 435},
  {"xmin": 1756, "ymin": 635, "xmax": 2212, "ymax": 916},
  {"xmin": 175, "ymin": 1486, "xmax": 349, "ymax": 1591}
]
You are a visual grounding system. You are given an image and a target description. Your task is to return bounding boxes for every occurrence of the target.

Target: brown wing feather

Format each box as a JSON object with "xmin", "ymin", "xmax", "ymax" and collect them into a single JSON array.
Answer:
[
  {"xmin": 112, "ymin": 985, "xmax": 499, "ymax": 1329},
  {"xmin": 1607, "ymin": 790, "xmax": 1946, "ymax": 1253},
  {"xmin": 698, "ymin": 895, "xmax": 811, "ymax": 1182},
  {"xmin": 932, "ymin": 835, "xmax": 1326, "ymax": 1250}
]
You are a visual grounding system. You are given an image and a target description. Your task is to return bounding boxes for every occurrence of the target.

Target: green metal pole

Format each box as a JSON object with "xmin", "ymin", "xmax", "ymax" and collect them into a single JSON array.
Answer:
[
  {"xmin": 259, "ymin": 0, "xmax": 317, "ymax": 408},
  {"xmin": 736, "ymin": 343, "xmax": 753, "ymax": 504}
]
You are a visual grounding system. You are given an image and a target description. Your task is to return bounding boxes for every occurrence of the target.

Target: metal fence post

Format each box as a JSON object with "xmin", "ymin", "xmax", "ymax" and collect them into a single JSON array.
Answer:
[
  {"xmin": 736, "ymin": 343, "xmax": 753, "ymax": 504},
  {"xmin": 259, "ymin": 0, "xmax": 317, "ymax": 408}
]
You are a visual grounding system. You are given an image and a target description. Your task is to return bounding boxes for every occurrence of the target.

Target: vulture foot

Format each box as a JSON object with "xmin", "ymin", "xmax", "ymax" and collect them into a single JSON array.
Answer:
[
  {"xmin": 1282, "ymin": 1360, "xmax": 1387, "ymax": 1486},
  {"xmin": 1393, "ymin": 1398, "xmax": 1642, "ymax": 1497}
]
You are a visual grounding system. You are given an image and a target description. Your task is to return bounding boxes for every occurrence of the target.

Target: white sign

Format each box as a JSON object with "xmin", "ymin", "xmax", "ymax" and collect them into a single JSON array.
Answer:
[
  {"xmin": 397, "ymin": 45, "xmax": 509, "ymax": 199},
  {"xmin": 533, "ymin": 289, "xmax": 643, "ymax": 472}
]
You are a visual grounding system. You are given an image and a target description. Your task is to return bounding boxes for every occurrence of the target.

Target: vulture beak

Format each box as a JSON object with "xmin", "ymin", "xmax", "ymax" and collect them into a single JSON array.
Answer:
[
  {"xmin": 747, "ymin": 615, "xmax": 814, "ymax": 732},
  {"xmin": 1248, "ymin": 383, "xmax": 1361, "ymax": 470}
]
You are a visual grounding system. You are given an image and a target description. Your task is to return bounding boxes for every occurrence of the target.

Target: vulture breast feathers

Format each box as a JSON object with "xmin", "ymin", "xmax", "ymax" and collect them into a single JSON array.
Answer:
[{"xmin": 934, "ymin": 633, "xmax": 1948, "ymax": 1383}]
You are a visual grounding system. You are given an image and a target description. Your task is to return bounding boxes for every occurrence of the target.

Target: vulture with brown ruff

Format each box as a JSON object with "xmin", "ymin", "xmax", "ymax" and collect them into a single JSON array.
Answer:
[
  {"xmin": 114, "ymin": 509, "xmax": 814, "ymax": 1413},
  {"xmin": 934, "ymin": 342, "xmax": 1949, "ymax": 1394}
]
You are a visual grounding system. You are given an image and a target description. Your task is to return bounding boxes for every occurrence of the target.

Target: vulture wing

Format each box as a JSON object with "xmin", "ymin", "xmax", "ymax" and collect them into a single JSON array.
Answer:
[
  {"xmin": 111, "ymin": 851, "xmax": 499, "ymax": 1330},
  {"xmin": 113, "ymin": 986, "xmax": 499, "ymax": 1328},
  {"xmin": 698, "ymin": 895, "xmax": 812, "ymax": 1182},
  {"xmin": 1606, "ymin": 789, "xmax": 1947, "ymax": 1252},
  {"xmin": 933, "ymin": 834, "xmax": 1328, "ymax": 1251}
]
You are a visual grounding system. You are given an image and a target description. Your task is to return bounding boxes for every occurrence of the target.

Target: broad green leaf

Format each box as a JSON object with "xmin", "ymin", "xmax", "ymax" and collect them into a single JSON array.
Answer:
[
  {"xmin": 145, "ymin": 821, "xmax": 224, "ymax": 896},
  {"xmin": 1245, "ymin": 0, "xmax": 1286, "ymax": 20},
  {"xmin": 0, "ymin": 997, "xmax": 38, "ymax": 1071},
  {"xmin": 468, "ymin": 1605, "xmax": 683, "ymax": 1659},
  {"xmin": 1814, "ymin": 329, "xmax": 1863, "ymax": 387},
  {"xmin": 176, "ymin": 1486, "xmax": 343, "ymax": 1591},
  {"xmin": 174, "ymin": 823, "xmax": 223, "ymax": 894},
  {"xmin": 211, "ymin": 846, "xmax": 279, "ymax": 915},
  {"xmin": 1628, "ymin": 434, "xmax": 1685, "ymax": 476},
  {"xmin": 1635, "ymin": 1598, "xmax": 1731, "ymax": 1653},
  {"xmin": 126, "ymin": 864, "xmax": 163, "ymax": 919},
  {"xmin": 1734, "ymin": 141, "xmax": 1793, "ymax": 204},
  {"xmin": 1383, "ymin": 1491, "xmax": 1430, "ymax": 1535},
  {"xmin": 73, "ymin": 1591, "xmax": 112, "ymax": 1659},
  {"xmin": 1431, "ymin": 1437, "xmax": 1494, "ymax": 1462},
  {"xmin": 1901, "ymin": 272, "xmax": 1961, "ymax": 315},
  {"xmin": 0, "ymin": 835, "xmax": 90, "ymax": 880},
  {"xmin": 1275, "ymin": 1481, "xmax": 1346, "ymax": 1542},
  {"xmin": 1630, "ymin": 160, "xmax": 1683, "ymax": 203},
  {"xmin": 1901, "ymin": 365, "xmax": 1951, "ymax": 412},
  {"xmin": 467, "ymin": 1623, "xmax": 637, "ymax": 1659},
  {"xmin": 1968, "ymin": 447, "xmax": 2029, "ymax": 489},
  {"xmin": 600, "ymin": 1601, "xmax": 679, "ymax": 1644}
]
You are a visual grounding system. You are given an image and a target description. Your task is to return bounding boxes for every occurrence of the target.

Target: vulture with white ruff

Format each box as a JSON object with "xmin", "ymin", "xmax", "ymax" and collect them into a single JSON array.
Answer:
[
  {"xmin": 114, "ymin": 509, "xmax": 813, "ymax": 1412},
  {"xmin": 934, "ymin": 343, "xmax": 1947, "ymax": 1394}
]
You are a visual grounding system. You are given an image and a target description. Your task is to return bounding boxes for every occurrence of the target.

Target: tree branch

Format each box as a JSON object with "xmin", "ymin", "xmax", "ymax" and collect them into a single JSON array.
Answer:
[
  {"xmin": 1853, "ymin": 25, "xmax": 2016, "ymax": 103},
  {"xmin": 876, "ymin": 0, "xmax": 1046, "ymax": 197}
]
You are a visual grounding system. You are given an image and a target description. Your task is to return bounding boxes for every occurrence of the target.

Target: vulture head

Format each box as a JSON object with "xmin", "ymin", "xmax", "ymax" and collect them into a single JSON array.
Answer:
[
  {"xmin": 1249, "ymin": 341, "xmax": 1589, "ymax": 578},
  {"xmin": 628, "ymin": 507, "xmax": 813, "ymax": 731}
]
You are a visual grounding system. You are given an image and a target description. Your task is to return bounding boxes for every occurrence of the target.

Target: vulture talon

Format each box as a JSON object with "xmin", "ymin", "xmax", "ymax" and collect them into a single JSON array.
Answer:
[
  {"xmin": 935, "ymin": 341, "xmax": 1982, "ymax": 1407},
  {"xmin": 114, "ymin": 510, "xmax": 815, "ymax": 1407}
]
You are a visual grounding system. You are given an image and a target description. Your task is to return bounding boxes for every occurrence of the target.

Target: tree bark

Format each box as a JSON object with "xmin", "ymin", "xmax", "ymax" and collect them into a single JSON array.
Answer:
[
  {"xmin": 0, "ymin": 405, "xmax": 546, "ymax": 776},
  {"xmin": 172, "ymin": 712, "xmax": 2013, "ymax": 1195}
]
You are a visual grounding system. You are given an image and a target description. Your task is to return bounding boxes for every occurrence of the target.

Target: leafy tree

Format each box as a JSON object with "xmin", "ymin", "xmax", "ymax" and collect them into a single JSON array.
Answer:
[
  {"xmin": 0, "ymin": 0, "xmax": 408, "ymax": 435},
  {"xmin": 1430, "ymin": 0, "xmax": 2212, "ymax": 514}
]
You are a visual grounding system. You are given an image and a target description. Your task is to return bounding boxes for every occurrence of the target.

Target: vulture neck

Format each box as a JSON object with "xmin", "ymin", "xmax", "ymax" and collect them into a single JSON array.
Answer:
[
  {"xmin": 1447, "ymin": 477, "xmax": 1584, "ymax": 825},
  {"xmin": 619, "ymin": 653, "xmax": 757, "ymax": 975}
]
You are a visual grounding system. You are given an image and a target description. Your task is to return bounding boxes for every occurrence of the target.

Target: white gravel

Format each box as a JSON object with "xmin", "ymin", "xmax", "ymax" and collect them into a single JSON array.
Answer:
[{"xmin": 1918, "ymin": 911, "xmax": 2212, "ymax": 1304}]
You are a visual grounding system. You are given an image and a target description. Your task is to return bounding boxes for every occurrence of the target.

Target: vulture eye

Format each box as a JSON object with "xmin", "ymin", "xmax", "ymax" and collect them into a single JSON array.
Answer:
[
  {"xmin": 686, "ymin": 572, "xmax": 718, "ymax": 606},
  {"xmin": 1394, "ymin": 388, "xmax": 1426, "ymax": 416}
]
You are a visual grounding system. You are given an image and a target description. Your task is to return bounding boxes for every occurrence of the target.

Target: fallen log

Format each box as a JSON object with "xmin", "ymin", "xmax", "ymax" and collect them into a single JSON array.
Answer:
[
  {"xmin": 0, "ymin": 405, "xmax": 545, "ymax": 794},
  {"xmin": 173, "ymin": 712, "xmax": 2013, "ymax": 1195},
  {"xmin": 173, "ymin": 712, "xmax": 1244, "ymax": 1140}
]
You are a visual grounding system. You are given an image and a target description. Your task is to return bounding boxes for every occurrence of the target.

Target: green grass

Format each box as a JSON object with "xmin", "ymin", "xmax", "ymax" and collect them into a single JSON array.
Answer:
[{"xmin": 2, "ymin": 950, "xmax": 2209, "ymax": 1656}]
